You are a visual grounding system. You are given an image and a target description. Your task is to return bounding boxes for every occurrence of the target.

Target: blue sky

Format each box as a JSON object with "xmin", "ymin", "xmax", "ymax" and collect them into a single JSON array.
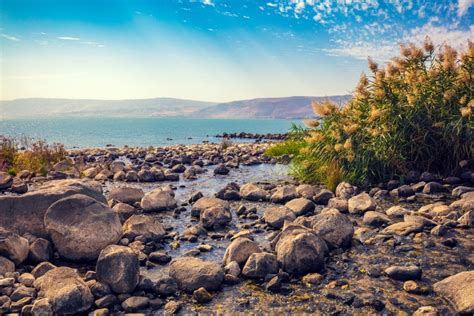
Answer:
[{"xmin": 0, "ymin": 0, "xmax": 473, "ymax": 101}]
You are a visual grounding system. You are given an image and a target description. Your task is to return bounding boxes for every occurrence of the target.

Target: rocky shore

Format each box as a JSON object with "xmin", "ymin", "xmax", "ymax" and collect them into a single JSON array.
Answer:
[
  {"xmin": 0, "ymin": 142, "xmax": 473, "ymax": 315},
  {"xmin": 215, "ymin": 132, "xmax": 288, "ymax": 141}
]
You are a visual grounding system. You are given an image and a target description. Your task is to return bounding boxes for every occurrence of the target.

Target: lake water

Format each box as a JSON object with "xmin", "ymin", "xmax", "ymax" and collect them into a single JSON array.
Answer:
[{"xmin": 0, "ymin": 117, "xmax": 298, "ymax": 148}]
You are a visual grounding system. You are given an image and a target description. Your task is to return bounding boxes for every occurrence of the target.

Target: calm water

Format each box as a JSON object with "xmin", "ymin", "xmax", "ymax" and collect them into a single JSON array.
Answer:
[{"xmin": 0, "ymin": 117, "xmax": 297, "ymax": 148}]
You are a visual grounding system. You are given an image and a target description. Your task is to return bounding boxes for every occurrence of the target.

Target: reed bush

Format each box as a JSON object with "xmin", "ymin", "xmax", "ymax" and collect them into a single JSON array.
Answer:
[{"xmin": 267, "ymin": 38, "xmax": 473, "ymax": 188}]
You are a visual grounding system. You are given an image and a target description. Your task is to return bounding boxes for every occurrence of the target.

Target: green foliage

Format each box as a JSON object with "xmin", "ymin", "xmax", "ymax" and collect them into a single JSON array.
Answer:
[{"xmin": 268, "ymin": 38, "xmax": 474, "ymax": 188}]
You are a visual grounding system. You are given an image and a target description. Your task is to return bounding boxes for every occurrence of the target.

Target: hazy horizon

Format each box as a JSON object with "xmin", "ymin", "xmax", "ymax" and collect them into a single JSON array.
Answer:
[{"xmin": 1, "ymin": 0, "xmax": 472, "ymax": 101}]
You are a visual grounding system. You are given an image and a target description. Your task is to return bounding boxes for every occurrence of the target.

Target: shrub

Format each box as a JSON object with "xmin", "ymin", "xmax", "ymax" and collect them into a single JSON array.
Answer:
[
  {"xmin": 268, "ymin": 38, "xmax": 473, "ymax": 188},
  {"xmin": 0, "ymin": 136, "xmax": 66, "ymax": 175}
]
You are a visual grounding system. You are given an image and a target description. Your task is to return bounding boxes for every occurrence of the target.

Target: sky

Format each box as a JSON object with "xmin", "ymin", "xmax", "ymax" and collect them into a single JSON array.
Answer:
[{"xmin": 0, "ymin": 0, "xmax": 473, "ymax": 102}]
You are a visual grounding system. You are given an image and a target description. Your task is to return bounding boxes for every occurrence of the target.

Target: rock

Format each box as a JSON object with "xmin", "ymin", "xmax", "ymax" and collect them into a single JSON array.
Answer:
[
  {"xmin": 313, "ymin": 189, "xmax": 334, "ymax": 205},
  {"xmin": 110, "ymin": 161, "xmax": 125, "ymax": 173},
  {"xmin": 18, "ymin": 273, "xmax": 35, "ymax": 287},
  {"xmin": 266, "ymin": 275, "xmax": 282, "ymax": 292},
  {"xmin": 169, "ymin": 257, "xmax": 224, "ymax": 292},
  {"xmin": 390, "ymin": 185, "xmax": 415, "ymax": 198},
  {"xmin": 31, "ymin": 262, "xmax": 56, "ymax": 279},
  {"xmin": 154, "ymin": 276, "xmax": 178, "ymax": 297},
  {"xmin": 215, "ymin": 183, "xmax": 240, "ymax": 201},
  {"xmin": 381, "ymin": 221, "xmax": 424, "ymax": 236},
  {"xmin": 0, "ymin": 179, "xmax": 106, "ymax": 238},
  {"xmin": 171, "ymin": 164, "xmax": 186, "ymax": 173},
  {"xmin": 138, "ymin": 169, "xmax": 155, "ymax": 182},
  {"xmin": 328, "ymin": 197, "xmax": 348, "ymax": 213},
  {"xmin": 223, "ymin": 237, "xmax": 261, "ymax": 266},
  {"xmin": 0, "ymin": 228, "xmax": 29, "ymax": 264},
  {"xmin": 112, "ymin": 202, "xmax": 136, "ymax": 221},
  {"xmin": 242, "ymin": 252, "xmax": 278, "ymax": 278},
  {"xmin": 285, "ymin": 198, "xmax": 315, "ymax": 216},
  {"xmin": 123, "ymin": 214, "xmax": 166, "ymax": 241},
  {"xmin": 264, "ymin": 206, "xmax": 296, "ymax": 229},
  {"xmin": 125, "ymin": 171, "xmax": 138, "ymax": 182},
  {"xmin": 11, "ymin": 286, "xmax": 36, "ymax": 301},
  {"xmin": 44, "ymin": 194, "xmax": 122, "ymax": 261},
  {"xmin": 403, "ymin": 280, "xmax": 430, "ymax": 295},
  {"xmin": 335, "ymin": 182, "xmax": 357, "ymax": 199},
  {"xmin": 384, "ymin": 265, "xmax": 422, "ymax": 280},
  {"xmin": 34, "ymin": 267, "xmax": 93, "ymax": 314},
  {"xmin": 140, "ymin": 188, "xmax": 177, "ymax": 212},
  {"xmin": 433, "ymin": 271, "xmax": 474, "ymax": 314},
  {"xmin": 108, "ymin": 187, "xmax": 144, "ymax": 204},
  {"xmin": 11, "ymin": 179, "xmax": 28, "ymax": 194},
  {"xmin": 311, "ymin": 209, "xmax": 354, "ymax": 249},
  {"xmin": 121, "ymin": 296, "xmax": 149, "ymax": 312},
  {"xmin": 201, "ymin": 206, "xmax": 232, "ymax": 229},
  {"xmin": 363, "ymin": 211, "xmax": 391, "ymax": 227},
  {"xmin": 224, "ymin": 261, "xmax": 241, "ymax": 277},
  {"xmin": 0, "ymin": 172, "xmax": 13, "ymax": 190},
  {"xmin": 240, "ymin": 183, "xmax": 269, "ymax": 201},
  {"xmin": 275, "ymin": 224, "xmax": 327, "ymax": 274},
  {"xmin": 458, "ymin": 210, "xmax": 474, "ymax": 227},
  {"xmin": 113, "ymin": 171, "xmax": 125, "ymax": 181},
  {"xmin": 452, "ymin": 186, "xmax": 474, "ymax": 197},
  {"xmin": 149, "ymin": 251, "xmax": 171, "ymax": 264},
  {"xmin": 271, "ymin": 186, "xmax": 298, "ymax": 203},
  {"xmin": 83, "ymin": 167, "xmax": 98, "ymax": 178},
  {"xmin": 214, "ymin": 164, "xmax": 229, "ymax": 175},
  {"xmin": 164, "ymin": 169, "xmax": 180, "ymax": 181},
  {"xmin": 348, "ymin": 192, "xmax": 376, "ymax": 214},
  {"xmin": 31, "ymin": 298, "xmax": 53, "ymax": 316},
  {"xmin": 302, "ymin": 273, "xmax": 323, "ymax": 285},
  {"xmin": 28, "ymin": 238, "xmax": 53, "ymax": 263},
  {"xmin": 193, "ymin": 287, "xmax": 212, "ymax": 303},
  {"xmin": 96, "ymin": 245, "xmax": 139, "ymax": 294},
  {"xmin": 296, "ymin": 184, "xmax": 318, "ymax": 199},
  {"xmin": 0, "ymin": 256, "xmax": 15, "ymax": 275},
  {"xmin": 404, "ymin": 214, "xmax": 437, "ymax": 227},
  {"xmin": 191, "ymin": 197, "xmax": 229, "ymax": 217},
  {"xmin": 164, "ymin": 300, "xmax": 182, "ymax": 315},
  {"xmin": 423, "ymin": 182, "xmax": 446, "ymax": 194},
  {"xmin": 413, "ymin": 306, "xmax": 438, "ymax": 316},
  {"xmin": 385, "ymin": 205, "xmax": 410, "ymax": 217}
]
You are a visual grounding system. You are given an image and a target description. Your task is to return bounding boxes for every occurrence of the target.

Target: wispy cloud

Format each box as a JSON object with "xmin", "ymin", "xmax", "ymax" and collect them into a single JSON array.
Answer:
[
  {"xmin": 202, "ymin": 0, "xmax": 214, "ymax": 6},
  {"xmin": 458, "ymin": 0, "xmax": 474, "ymax": 16},
  {"xmin": 58, "ymin": 36, "xmax": 80, "ymax": 41},
  {"xmin": 0, "ymin": 33, "xmax": 20, "ymax": 41}
]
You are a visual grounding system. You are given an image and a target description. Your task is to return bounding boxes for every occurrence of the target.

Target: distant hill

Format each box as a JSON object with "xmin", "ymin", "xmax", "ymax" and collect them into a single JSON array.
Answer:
[
  {"xmin": 193, "ymin": 95, "xmax": 351, "ymax": 119},
  {"xmin": 0, "ymin": 95, "xmax": 351, "ymax": 119}
]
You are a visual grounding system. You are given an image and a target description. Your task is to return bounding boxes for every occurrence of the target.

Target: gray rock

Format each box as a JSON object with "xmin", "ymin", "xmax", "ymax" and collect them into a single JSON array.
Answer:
[
  {"xmin": 108, "ymin": 187, "xmax": 144, "ymax": 204},
  {"xmin": 285, "ymin": 198, "xmax": 315, "ymax": 216},
  {"xmin": 31, "ymin": 262, "xmax": 56, "ymax": 279},
  {"xmin": 31, "ymin": 298, "xmax": 53, "ymax": 316},
  {"xmin": 0, "ymin": 256, "xmax": 15, "ymax": 275},
  {"xmin": 123, "ymin": 214, "xmax": 166, "ymax": 241},
  {"xmin": 242, "ymin": 252, "xmax": 278, "ymax": 278},
  {"xmin": 385, "ymin": 205, "xmax": 410, "ymax": 217},
  {"xmin": 112, "ymin": 202, "xmax": 136, "ymax": 221},
  {"xmin": 138, "ymin": 169, "xmax": 155, "ymax": 182},
  {"xmin": 169, "ymin": 257, "xmax": 224, "ymax": 292},
  {"xmin": 423, "ymin": 182, "xmax": 446, "ymax": 194},
  {"xmin": 313, "ymin": 189, "xmax": 334, "ymax": 205},
  {"xmin": 121, "ymin": 296, "xmax": 149, "ymax": 312},
  {"xmin": 271, "ymin": 186, "xmax": 298, "ymax": 203},
  {"xmin": 33, "ymin": 267, "xmax": 93, "ymax": 314},
  {"xmin": 191, "ymin": 197, "xmax": 229, "ymax": 217},
  {"xmin": 328, "ymin": 197, "xmax": 348, "ymax": 213},
  {"xmin": 193, "ymin": 287, "xmax": 212, "ymax": 303},
  {"xmin": 433, "ymin": 271, "xmax": 474, "ymax": 314},
  {"xmin": 264, "ymin": 206, "xmax": 296, "ymax": 229},
  {"xmin": 214, "ymin": 164, "xmax": 230, "ymax": 175},
  {"xmin": 296, "ymin": 184, "xmax": 318, "ymax": 199},
  {"xmin": 240, "ymin": 183, "xmax": 269, "ymax": 201},
  {"xmin": 96, "ymin": 245, "xmax": 139, "ymax": 294},
  {"xmin": 44, "ymin": 194, "xmax": 123, "ymax": 261},
  {"xmin": 384, "ymin": 265, "xmax": 422, "ymax": 280},
  {"xmin": 201, "ymin": 206, "xmax": 232, "ymax": 229},
  {"xmin": 363, "ymin": 211, "xmax": 391, "ymax": 227},
  {"xmin": 0, "ymin": 172, "xmax": 13, "ymax": 190},
  {"xmin": 452, "ymin": 186, "xmax": 474, "ymax": 197},
  {"xmin": 335, "ymin": 182, "xmax": 357, "ymax": 199},
  {"xmin": 154, "ymin": 276, "xmax": 178, "ymax": 297},
  {"xmin": 0, "ymin": 228, "xmax": 29, "ymax": 265},
  {"xmin": 140, "ymin": 188, "xmax": 177, "ymax": 212},
  {"xmin": 28, "ymin": 238, "xmax": 52, "ymax": 263},
  {"xmin": 312, "ymin": 209, "xmax": 354, "ymax": 249},
  {"xmin": 348, "ymin": 193, "xmax": 376, "ymax": 214},
  {"xmin": 381, "ymin": 221, "xmax": 424, "ymax": 236},
  {"xmin": 223, "ymin": 237, "xmax": 261, "ymax": 266}
]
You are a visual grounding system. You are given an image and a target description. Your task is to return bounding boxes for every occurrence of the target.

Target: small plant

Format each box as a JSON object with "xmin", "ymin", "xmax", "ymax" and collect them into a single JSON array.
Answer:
[
  {"xmin": 0, "ymin": 135, "xmax": 66, "ymax": 175},
  {"xmin": 268, "ymin": 38, "xmax": 473, "ymax": 188}
]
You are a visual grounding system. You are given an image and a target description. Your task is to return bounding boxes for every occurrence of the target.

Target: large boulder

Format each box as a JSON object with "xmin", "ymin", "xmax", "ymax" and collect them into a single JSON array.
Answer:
[
  {"xmin": 275, "ymin": 224, "xmax": 327, "ymax": 275},
  {"xmin": 0, "ymin": 179, "xmax": 105, "ymax": 238},
  {"xmin": 240, "ymin": 183, "xmax": 269, "ymax": 201},
  {"xmin": 223, "ymin": 237, "xmax": 261, "ymax": 266},
  {"xmin": 348, "ymin": 192, "xmax": 376, "ymax": 214},
  {"xmin": 201, "ymin": 206, "xmax": 232, "ymax": 229},
  {"xmin": 123, "ymin": 214, "xmax": 166, "ymax": 241},
  {"xmin": 96, "ymin": 245, "xmax": 139, "ymax": 294},
  {"xmin": 264, "ymin": 206, "xmax": 296, "ymax": 229},
  {"xmin": 285, "ymin": 198, "xmax": 315, "ymax": 216},
  {"xmin": 140, "ymin": 188, "xmax": 177, "ymax": 212},
  {"xmin": 271, "ymin": 186, "xmax": 298, "ymax": 203},
  {"xmin": 242, "ymin": 252, "xmax": 279, "ymax": 278},
  {"xmin": 169, "ymin": 257, "xmax": 224, "ymax": 292},
  {"xmin": 44, "ymin": 194, "xmax": 123, "ymax": 261},
  {"xmin": 108, "ymin": 187, "xmax": 144, "ymax": 204},
  {"xmin": 311, "ymin": 209, "xmax": 354, "ymax": 249},
  {"xmin": 34, "ymin": 267, "xmax": 93, "ymax": 314},
  {"xmin": 433, "ymin": 271, "xmax": 474, "ymax": 314},
  {"xmin": 0, "ymin": 228, "xmax": 29, "ymax": 265},
  {"xmin": 191, "ymin": 197, "xmax": 229, "ymax": 217}
]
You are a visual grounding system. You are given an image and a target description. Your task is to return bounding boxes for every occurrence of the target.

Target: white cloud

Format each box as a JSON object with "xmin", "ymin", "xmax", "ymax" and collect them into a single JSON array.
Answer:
[
  {"xmin": 458, "ymin": 0, "xmax": 474, "ymax": 16},
  {"xmin": 58, "ymin": 36, "xmax": 80, "ymax": 41},
  {"xmin": 267, "ymin": 2, "xmax": 278, "ymax": 7},
  {"xmin": 202, "ymin": 0, "xmax": 214, "ymax": 6},
  {"xmin": 0, "ymin": 33, "xmax": 20, "ymax": 41}
]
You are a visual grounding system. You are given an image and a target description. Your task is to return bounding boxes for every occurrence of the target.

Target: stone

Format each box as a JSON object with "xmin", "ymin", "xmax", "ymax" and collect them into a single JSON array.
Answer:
[
  {"xmin": 385, "ymin": 205, "xmax": 410, "ymax": 217},
  {"xmin": 452, "ymin": 186, "xmax": 474, "ymax": 197},
  {"xmin": 123, "ymin": 214, "xmax": 166, "ymax": 241},
  {"xmin": 11, "ymin": 179, "xmax": 28, "ymax": 194},
  {"xmin": 381, "ymin": 221, "xmax": 424, "ymax": 236},
  {"xmin": 44, "ymin": 194, "xmax": 122, "ymax": 261},
  {"xmin": 0, "ymin": 228, "xmax": 29, "ymax": 265},
  {"xmin": 239, "ymin": 183, "xmax": 269, "ymax": 201},
  {"xmin": 335, "ymin": 182, "xmax": 357, "ymax": 199},
  {"xmin": 275, "ymin": 224, "xmax": 327, "ymax": 275},
  {"xmin": 313, "ymin": 189, "xmax": 334, "ymax": 205},
  {"xmin": 121, "ymin": 296, "xmax": 149, "ymax": 312},
  {"xmin": 433, "ymin": 271, "xmax": 474, "ymax": 314},
  {"xmin": 413, "ymin": 306, "xmax": 438, "ymax": 316},
  {"xmin": 384, "ymin": 265, "xmax": 422, "ymax": 280},
  {"xmin": 302, "ymin": 273, "xmax": 323, "ymax": 285},
  {"xmin": 108, "ymin": 187, "xmax": 144, "ymax": 204},
  {"xmin": 164, "ymin": 300, "xmax": 182, "ymax": 315},
  {"xmin": 403, "ymin": 280, "xmax": 430, "ymax": 295},
  {"xmin": 31, "ymin": 262, "xmax": 56, "ymax": 279},
  {"xmin": 348, "ymin": 193, "xmax": 376, "ymax": 214},
  {"xmin": 193, "ymin": 287, "xmax": 212, "ymax": 303},
  {"xmin": 95, "ymin": 294, "xmax": 119, "ymax": 308},
  {"xmin": 125, "ymin": 171, "xmax": 138, "ymax": 182},
  {"xmin": 18, "ymin": 273, "xmax": 35, "ymax": 287},
  {"xmin": 296, "ymin": 184, "xmax": 318, "ymax": 199},
  {"xmin": 0, "ymin": 179, "xmax": 106, "ymax": 238},
  {"xmin": 0, "ymin": 172, "xmax": 13, "ymax": 190},
  {"xmin": 113, "ymin": 171, "xmax": 125, "ymax": 181},
  {"xmin": 96, "ymin": 245, "xmax": 139, "ymax": 294},
  {"xmin": 140, "ymin": 188, "xmax": 177, "ymax": 212},
  {"xmin": 83, "ymin": 167, "xmax": 98, "ymax": 178},
  {"xmin": 242, "ymin": 252, "xmax": 278, "ymax": 278},
  {"xmin": 215, "ymin": 183, "xmax": 241, "ymax": 201},
  {"xmin": 223, "ymin": 238, "xmax": 261, "ymax": 266},
  {"xmin": 169, "ymin": 257, "xmax": 224, "ymax": 292},
  {"xmin": 138, "ymin": 169, "xmax": 155, "ymax": 182},
  {"xmin": 390, "ymin": 185, "xmax": 415, "ymax": 198},
  {"xmin": 148, "ymin": 251, "xmax": 171, "ymax": 264},
  {"xmin": 285, "ymin": 198, "xmax": 315, "ymax": 216},
  {"xmin": 191, "ymin": 197, "xmax": 229, "ymax": 217},
  {"xmin": 327, "ymin": 197, "xmax": 348, "ymax": 213},
  {"xmin": 0, "ymin": 256, "xmax": 15, "ymax": 275},
  {"xmin": 423, "ymin": 182, "xmax": 446, "ymax": 194},
  {"xmin": 11, "ymin": 286, "xmax": 36, "ymax": 301},
  {"xmin": 154, "ymin": 276, "xmax": 178, "ymax": 297},
  {"xmin": 201, "ymin": 206, "xmax": 232, "ymax": 229},
  {"xmin": 311, "ymin": 209, "xmax": 354, "ymax": 249},
  {"xmin": 264, "ymin": 206, "xmax": 296, "ymax": 229},
  {"xmin": 363, "ymin": 211, "xmax": 391, "ymax": 227},
  {"xmin": 31, "ymin": 298, "xmax": 53, "ymax": 316},
  {"xmin": 112, "ymin": 202, "xmax": 136, "ymax": 221},
  {"xmin": 458, "ymin": 210, "xmax": 474, "ymax": 227},
  {"xmin": 214, "ymin": 164, "xmax": 229, "ymax": 175},
  {"xmin": 224, "ymin": 261, "xmax": 241, "ymax": 277},
  {"xmin": 270, "ymin": 186, "xmax": 298, "ymax": 203},
  {"xmin": 33, "ymin": 267, "xmax": 93, "ymax": 314},
  {"xmin": 28, "ymin": 238, "xmax": 52, "ymax": 263}
]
